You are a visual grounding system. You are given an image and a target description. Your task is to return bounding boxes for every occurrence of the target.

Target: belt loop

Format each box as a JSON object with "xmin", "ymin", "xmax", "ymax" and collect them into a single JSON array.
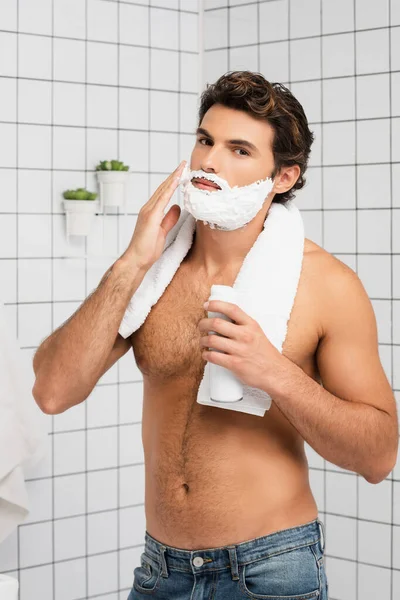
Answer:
[
  {"xmin": 317, "ymin": 520, "xmax": 325, "ymax": 552},
  {"xmin": 227, "ymin": 546, "xmax": 239, "ymax": 581},
  {"xmin": 159, "ymin": 546, "xmax": 169, "ymax": 578}
]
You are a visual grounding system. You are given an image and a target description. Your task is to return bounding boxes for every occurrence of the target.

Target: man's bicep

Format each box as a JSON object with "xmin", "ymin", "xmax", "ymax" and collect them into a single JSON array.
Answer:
[
  {"xmin": 98, "ymin": 332, "xmax": 132, "ymax": 379},
  {"xmin": 315, "ymin": 262, "xmax": 397, "ymax": 420}
]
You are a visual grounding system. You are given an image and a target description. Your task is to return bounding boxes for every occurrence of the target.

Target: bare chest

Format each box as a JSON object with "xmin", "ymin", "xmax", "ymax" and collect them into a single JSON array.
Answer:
[{"xmin": 131, "ymin": 240, "xmax": 323, "ymax": 385}]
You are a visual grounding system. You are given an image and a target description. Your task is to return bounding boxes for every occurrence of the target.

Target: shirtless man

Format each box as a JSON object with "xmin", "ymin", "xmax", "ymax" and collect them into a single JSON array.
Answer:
[{"xmin": 33, "ymin": 74, "xmax": 398, "ymax": 600}]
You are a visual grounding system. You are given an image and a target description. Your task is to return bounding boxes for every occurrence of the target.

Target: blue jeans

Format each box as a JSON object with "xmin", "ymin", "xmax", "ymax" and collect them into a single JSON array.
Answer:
[{"xmin": 127, "ymin": 518, "xmax": 328, "ymax": 599}]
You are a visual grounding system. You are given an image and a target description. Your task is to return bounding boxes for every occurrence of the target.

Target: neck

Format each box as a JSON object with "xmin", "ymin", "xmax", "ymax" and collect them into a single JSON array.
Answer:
[{"xmin": 186, "ymin": 202, "xmax": 272, "ymax": 277}]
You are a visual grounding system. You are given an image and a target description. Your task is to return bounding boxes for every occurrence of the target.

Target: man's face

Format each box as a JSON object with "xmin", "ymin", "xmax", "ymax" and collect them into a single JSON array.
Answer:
[{"xmin": 190, "ymin": 104, "xmax": 276, "ymax": 191}]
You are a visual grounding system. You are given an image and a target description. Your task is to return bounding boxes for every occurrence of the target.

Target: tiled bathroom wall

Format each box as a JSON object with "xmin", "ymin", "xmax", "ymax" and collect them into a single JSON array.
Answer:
[
  {"xmin": 1, "ymin": 0, "xmax": 400, "ymax": 599},
  {"xmin": 203, "ymin": 0, "xmax": 400, "ymax": 599},
  {"xmin": 0, "ymin": 0, "xmax": 199, "ymax": 598}
]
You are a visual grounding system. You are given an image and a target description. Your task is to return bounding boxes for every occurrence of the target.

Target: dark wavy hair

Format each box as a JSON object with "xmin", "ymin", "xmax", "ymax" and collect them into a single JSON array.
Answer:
[{"xmin": 197, "ymin": 71, "xmax": 315, "ymax": 205}]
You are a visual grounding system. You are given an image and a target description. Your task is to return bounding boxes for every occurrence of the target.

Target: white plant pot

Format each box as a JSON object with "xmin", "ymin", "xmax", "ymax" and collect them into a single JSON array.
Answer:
[
  {"xmin": 0, "ymin": 574, "xmax": 19, "ymax": 599},
  {"xmin": 63, "ymin": 199, "xmax": 100, "ymax": 236},
  {"xmin": 96, "ymin": 170, "xmax": 130, "ymax": 207}
]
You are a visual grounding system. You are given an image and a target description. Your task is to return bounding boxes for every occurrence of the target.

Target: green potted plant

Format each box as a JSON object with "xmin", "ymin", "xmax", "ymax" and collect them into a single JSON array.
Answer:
[
  {"xmin": 62, "ymin": 187, "xmax": 99, "ymax": 236},
  {"xmin": 95, "ymin": 159, "xmax": 131, "ymax": 208}
]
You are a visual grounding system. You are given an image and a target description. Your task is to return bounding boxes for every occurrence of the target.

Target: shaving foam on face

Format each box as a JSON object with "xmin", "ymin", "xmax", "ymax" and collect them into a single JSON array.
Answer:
[{"xmin": 177, "ymin": 164, "xmax": 274, "ymax": 231}]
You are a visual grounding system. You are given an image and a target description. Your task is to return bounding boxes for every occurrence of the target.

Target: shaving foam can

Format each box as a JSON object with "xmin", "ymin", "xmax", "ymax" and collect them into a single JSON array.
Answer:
[{"xmin": 207, "ymin": 284, "xmax": 244, "ymax": 403}]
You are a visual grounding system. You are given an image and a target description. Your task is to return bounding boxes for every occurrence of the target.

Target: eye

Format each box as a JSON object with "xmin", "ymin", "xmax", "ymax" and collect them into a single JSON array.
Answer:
[{"xmin": 198, "ymin": 138, "xmax": 250, "ymax": 156}]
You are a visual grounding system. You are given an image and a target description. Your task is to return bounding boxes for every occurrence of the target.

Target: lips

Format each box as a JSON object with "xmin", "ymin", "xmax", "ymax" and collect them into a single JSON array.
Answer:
[{"xmin": 192, "ymin": 178, "xmax": 221, "ymax": 190}]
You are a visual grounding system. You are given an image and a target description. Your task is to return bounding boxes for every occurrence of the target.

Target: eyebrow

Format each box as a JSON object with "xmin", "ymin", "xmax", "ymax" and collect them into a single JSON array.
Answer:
[{"xmin": 195, "ymin": 127, "xmax": 259, "ymax": 154}]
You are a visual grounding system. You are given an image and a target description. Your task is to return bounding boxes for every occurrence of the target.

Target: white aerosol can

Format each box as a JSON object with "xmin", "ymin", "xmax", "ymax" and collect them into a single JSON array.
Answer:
[{"xmin": 207, "ymin": 284, "xmax": 244, "ymax": 403}]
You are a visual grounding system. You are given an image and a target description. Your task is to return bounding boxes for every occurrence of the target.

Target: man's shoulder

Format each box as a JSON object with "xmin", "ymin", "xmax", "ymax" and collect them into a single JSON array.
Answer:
[{"xmin": 304, "ymin": 238, "xmax": 357, "ymax": 283}]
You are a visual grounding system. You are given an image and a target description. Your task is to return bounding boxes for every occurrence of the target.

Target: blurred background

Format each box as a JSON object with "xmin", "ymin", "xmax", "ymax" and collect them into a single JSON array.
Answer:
[{"xmin": 0, "ymin": 0, "xmax": 399, "ymax": 599}]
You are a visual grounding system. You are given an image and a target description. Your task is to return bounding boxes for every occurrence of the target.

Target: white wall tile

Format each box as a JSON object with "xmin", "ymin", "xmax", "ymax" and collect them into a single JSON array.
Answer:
[
  {"xmin": 54, "ymin": 82, "xmax": 86, "ymax": 127},
  {"xmin": 180, "ymin": 11, "xmax": 198, "ymax": 52},
  {"xmin": 181, "ymin": 51, "xmax": 199, "ymax": 93},
  {"xmin": 325, "ymin": 514, "xmax": 357, "ymax": 560},
  {"xmin": 391, "ymin": 25, "xmax": 400, "ymax": 71},
  {"xmin": 18, "ymin": 303, "xmax": 52, "ymax": 346},
  {"xmin": 356, "ymin": 29, "xmax": 390, "ymax": 74},
  {"xmin": 151, "ymin": 48, "xmax": 180, "ymax": 90},
  {"xmin": 356, "ymin": 164, "xmax": 392, "ymax": 209},
  {"xmin": 0, "ymin": 32, "xmax": 17, "ymax": 77},
  {"xmin": 290, "ymin": 0, "xmax": 320, "ymax": 38},
  {"xmin": 19, "ymin": 521, "xmax": 53, "ymax": 567},
  {"xmin": 357, "ymin": 73, "xmax": 391, "ymax": 119},
  {"xmin": 24, "ymin": 478, "xmax": 52, "ymax": 524},
  {"xmin": 323, "ymin": 209, "xmax": 356, "ymax": 253},
  {"xmin": 325, "ymin": 555, "xmax": 357, "ymax": 600},
  {"xmin": 358, "ymin": 520, "xmax": 392, "ymax": 567},
  {"xmin": 323, "ymin": 77, "xmax": 355, "ymax": 122},
  {"xmin": 119, "ymin": 45, "xmax": 150, "ymax": 88},
  {"xmin": 358, "ymin": 477, "xmax": 392, "ymax": 523},
  {"xmin": 18, "ymin": 169, "xmax": 51, "ymax": 213},
  {"xmin": 295, "ymin": 167, "xmax": 322, "ymax": 210},
  {"xmin": 358, "ymin": 563, "xmax": 391, "ymax": 600},
  {"xmin": 120, "ymin": 423, "xmax": 144, "ymax": 465},
  {"xmin": 18, "ymin": 258, "xmax": 52, "ymax": 303},
  {"xmin": 229, "ymin": 45, "xmax": 258, "ymax": 73},
  {"xmin": 0, "ymin": 77, "xmax": 17, "ymax": 122},
  {"xmin": 326, "ymin": 472, "xmax": 357, "ymax": 517},
  {"xmin": 87, "ymin": 41, "xmax": 118, "ymax": 86},
  {"xmin": 357, "ymin": 119, "xmax": 391, "ymax": 164},
  {"xmin": 357, "ymin": 209, "xmax": 391, "ymax": 253},
  {"xmin": 88, "ymin": 468, "xmax": 118, "ymax": 513},
  {"xmin": 151, "ymin": 6, "xmax": 179, "ymax": 50},
  {"xmin": 290, "ymin": 37, "xmax": 321, "ymax": 81},
  {"xmin": 357, "ymin": 255, "xmax": 391, "ymax": 298},
  {"xmin": 120, "ymin": 504, "xmax": 146, "ymax": 548},
  {"xmin": 0, "ymin": 168, "xmax": 17, "ymax": 213},
  {"xmin": 87, "ymin": 384, "xmax": 118, "ymax": 428},
  {"xmin": 19, "ymin": 0, "xmax": 52, "ymax": 35},
  {"xmin": 88, "ymin": 552, "xmax": 118, "ymax": 597},
  {"xmin": 230, "ymin": 3, "xmax": 257, "ymax": 47},
  {"xmin": 290, "ymin": 81, "xmax": 321, "ymax": 124},
  {"xmin": 54, "ymin": 38, "xmax": 86, "ymax": 83},
  {"xmin": 88, "ymin": 510, "xmax": 118, "ymax": 554},
  {"xmin": 87, "ymin": 84, "xmax": 118, "ymax": 129},
  {"xmin": 53, "ymin": 126, "xmax": 86, "ymax": 170},
  {"xmin": 120, "ymin": 463, "xmax": 145, "ymax": 506},
  {"xmin": 323, "ymin": 166, "xmax": 356, "ymax": 209},
  {"xmin": 20, "ymin": 564, "xmax": 53, "ymax": 600},
  {"xmin": 204, "ymin": 8, "xmax": 227, "ymax": 50},
  {"xmin": 393, "ymin": 117, "xmax": 400, "ymax": 162},
  {"xmin": 54, "ymin": 0, "xmax": 86, "ymax": 39},
  {"xmin": 88, "ymin": 0, "xmax": 118, "ymax": 43},
  {"xmin": 18, "ymin": 124, "xmax": 52, "ymax": 169},
  {"xmin": 0, "ymin": 0, "xmax": 17, "ymax": 32},
  {"xmin": 54, "ymin": 557, "xmax": 86, "ymax": 600},
  {"xmin": 373, "ymin": 299, "xmax": 393, "ymax": 344},
  {"xmin": 54, "ymin": 473, "xmax": 86, "ymax": 519},
  {"xmin": 54, "ymin": 515, "xmax": 86, "ymax": 562},
  {"xmin": 120, "ymin": 3, "xmax": 149, "ymax": 46},
  {"xmin": 53, "ymin": 258, "xmax": 86, "ymax": 302},
  {"xmin": 356, "ymin": 0, "xmax": 389, "ymax": 30},
  {"xmin": 259, "ymin": 41, "xmax": 289, "ymax": 83},
  {"xmin": 322, "ymin": 0, "xmax": 354, "ymax": 34},
  {"xmin": 54, "ymin": 431, "xmax": 86, "ymax": 476},
  {"xmin": 119, "ymin": 88, "xmax": 149, "ymax": 131},
  {"xmin": 0, "ymin": 214, "xmax": 17, "ymax": 258},
  {"xmin": 18, "ymin": 34, "xmax": 52, "ymax": 80},
  {"xmin": 87, "ymin": 427, "xmax": 118, "ymax": 470},
  {"xmin": 259, "ymin": 0, "xmax": 288, "ymax": 43},
  {"xmin": 323, "ymin": 122, "xmax": 355, "ymax": 166},
  {"xmin": 322, "ymin": 32, "xmax": 354, "ymax": 78}
]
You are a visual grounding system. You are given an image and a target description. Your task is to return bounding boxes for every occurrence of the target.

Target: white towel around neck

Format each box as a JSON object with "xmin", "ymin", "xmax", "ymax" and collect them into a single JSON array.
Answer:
[{"xmin": 119, "ymin": 199, "xmax": 305, "ymax": 417}]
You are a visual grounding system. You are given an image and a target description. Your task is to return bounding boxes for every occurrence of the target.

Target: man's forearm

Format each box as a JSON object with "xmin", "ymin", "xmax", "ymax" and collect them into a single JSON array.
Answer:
[
  {"xmin": 264, "ymin": 357, "xmax": 398, "ymax": 483},
  {"xmin": 33, "ymin": 255, "xmax": 147, "ymax": 409}
]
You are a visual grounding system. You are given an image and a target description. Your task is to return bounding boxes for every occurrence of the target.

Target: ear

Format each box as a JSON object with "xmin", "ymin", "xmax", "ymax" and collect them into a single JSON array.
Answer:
[{"xmin": 273, "ymin": 165, "xmax": 301, "ymax": 195}]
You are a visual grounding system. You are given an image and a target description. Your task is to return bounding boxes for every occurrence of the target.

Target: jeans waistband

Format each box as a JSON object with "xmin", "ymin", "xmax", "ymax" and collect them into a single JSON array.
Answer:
[{"xmin": 143, "ymin": 518, "xmax": 324, "ymax": 579}]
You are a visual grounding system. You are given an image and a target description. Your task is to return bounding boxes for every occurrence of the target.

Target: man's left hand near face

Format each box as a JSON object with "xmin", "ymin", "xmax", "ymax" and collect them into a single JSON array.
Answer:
[{"xmin": 198, "ymin": 300, "xmax": 286, "ymax": 392}]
